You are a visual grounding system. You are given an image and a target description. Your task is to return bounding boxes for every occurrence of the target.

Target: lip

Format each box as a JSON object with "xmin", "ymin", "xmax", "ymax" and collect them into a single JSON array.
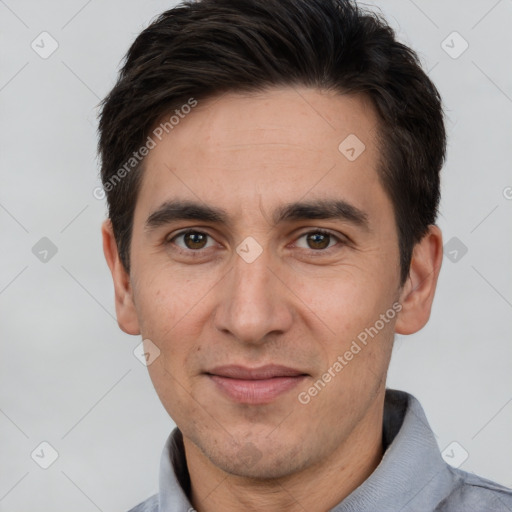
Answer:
[{"xmin": 205, "ymin": 365, "xmax": 308, "ymax": 404}]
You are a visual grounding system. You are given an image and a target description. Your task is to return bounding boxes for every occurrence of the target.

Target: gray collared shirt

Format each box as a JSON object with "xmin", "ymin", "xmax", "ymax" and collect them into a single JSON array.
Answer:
[{"xmin": 128, "ymin": 389, "xmax": 512, "ymax": 511}]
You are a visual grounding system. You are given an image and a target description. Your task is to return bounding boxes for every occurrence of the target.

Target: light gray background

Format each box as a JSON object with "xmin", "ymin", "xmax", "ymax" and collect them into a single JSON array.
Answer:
[{"xmin": 1, "ymin": 0, "xmax": 511, "ymax": 510}]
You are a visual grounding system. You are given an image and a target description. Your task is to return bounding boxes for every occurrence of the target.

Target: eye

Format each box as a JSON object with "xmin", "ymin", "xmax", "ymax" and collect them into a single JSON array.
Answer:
[
  {"xmin": 294, "ymin": 229, "xmax": 344, "ymax": 251},
  {"xmin": 165, "ymin": 228, "xmax": 346, "ymax": 256},
  {"xmin": 167, "ymin": 230, "xmax": 216, "ymax": 251}
]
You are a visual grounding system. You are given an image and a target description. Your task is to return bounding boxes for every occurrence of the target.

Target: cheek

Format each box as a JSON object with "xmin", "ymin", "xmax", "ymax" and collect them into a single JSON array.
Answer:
[
  {"xmin": 135, "ymin": 260, "xmax": 196, "ymax": 326},
  {"xmin": 296, "ymin": 272, "xmax": 377, "ymax": 332},
  {"xmin": 134, "ymin": 279, "xmax": 190, "ymax": 356},
  {"xmin": 137, "ymin": 281, "xmax": 207, "ymax": 421},
  {"xmin": 134, "ymin": 271, "xmax": 217, "ymax": 374},
  {"xmin": 296, "ymin": 270, "xmax": 397, "ymax": 366}
]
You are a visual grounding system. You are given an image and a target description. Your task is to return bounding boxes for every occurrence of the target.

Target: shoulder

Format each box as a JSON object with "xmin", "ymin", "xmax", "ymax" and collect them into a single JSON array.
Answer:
[
  {"xmin": 435, "ymin": 467, "xmax": 512, "ymax": 511},
  {"xmin": 126, "ymin": 493, "xmax": 159, "ymax": 512}
]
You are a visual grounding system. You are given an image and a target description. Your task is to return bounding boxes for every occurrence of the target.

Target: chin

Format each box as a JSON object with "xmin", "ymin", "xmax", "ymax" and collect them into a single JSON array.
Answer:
[{"xmin": 202, "ymin": 437, "xmax": 307, "ymax": 480}]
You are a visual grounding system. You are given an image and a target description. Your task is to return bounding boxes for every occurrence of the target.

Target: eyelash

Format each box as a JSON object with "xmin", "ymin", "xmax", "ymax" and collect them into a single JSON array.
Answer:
[{"xmin": 165, "ymin": 228, "xmax": 346, "ymax": 256}]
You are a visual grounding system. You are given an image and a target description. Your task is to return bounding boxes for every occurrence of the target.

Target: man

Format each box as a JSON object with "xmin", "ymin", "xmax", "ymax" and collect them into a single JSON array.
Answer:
[{"xmin": 98, "ymin": 0, "xmax": 512, "ymax": 510}]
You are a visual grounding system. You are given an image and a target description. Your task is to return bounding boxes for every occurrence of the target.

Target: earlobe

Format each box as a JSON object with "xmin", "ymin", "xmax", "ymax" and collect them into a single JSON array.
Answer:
[
  {"xmin": 394, "ymin": 225, "xmax": 443, "ymax": 336},
  {"xmin": 101, "ymin": 219, "xmax": 141, "ymax": 335}
]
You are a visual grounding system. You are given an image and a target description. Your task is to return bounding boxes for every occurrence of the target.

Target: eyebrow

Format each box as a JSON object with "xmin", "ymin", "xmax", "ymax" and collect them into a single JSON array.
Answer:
[{"xmin": 145, "ymin": 198, "xmax": 371, "ymax": 232}]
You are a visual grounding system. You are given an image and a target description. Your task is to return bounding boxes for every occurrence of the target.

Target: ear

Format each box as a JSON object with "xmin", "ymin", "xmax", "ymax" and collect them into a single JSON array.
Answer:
[
  {"xmin": 395, "ymin": 224, "xmax": 443, "ymax": 335},
  {"xmin": 102, "ymin": 219, "xmax": 140, "ymax": 335}
]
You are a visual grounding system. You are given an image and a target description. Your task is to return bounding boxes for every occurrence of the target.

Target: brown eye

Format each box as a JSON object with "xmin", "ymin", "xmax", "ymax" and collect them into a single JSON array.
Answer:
[
  {"xmin": 306, "ymin": 232, "xmax": 331, "ymax": 250},
  {"xmin": 296, "ymin": 230, "xmax": 341, "ymax": 251},
  {"xmin": 183, "ymin": 231, "xmax": 208, "ymax": 249},
  {"xmin": 169, "ymin": 230, "xmax": 213, "ymax": 251}
]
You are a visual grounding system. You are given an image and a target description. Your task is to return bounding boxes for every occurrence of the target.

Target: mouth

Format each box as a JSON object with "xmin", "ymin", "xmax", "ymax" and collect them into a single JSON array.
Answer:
[{"xmin": 205, "ymin": 364, "xmax": 309, "ymax": 404}]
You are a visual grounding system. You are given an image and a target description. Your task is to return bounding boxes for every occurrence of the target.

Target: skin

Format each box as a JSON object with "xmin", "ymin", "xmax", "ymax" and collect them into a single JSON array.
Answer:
[{"xmin": 103, "ymin": 87, "xmax": 443, "ymax": 512}]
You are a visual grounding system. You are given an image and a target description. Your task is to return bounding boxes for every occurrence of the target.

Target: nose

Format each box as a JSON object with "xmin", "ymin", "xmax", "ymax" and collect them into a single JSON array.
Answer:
[{"xmin": 213, "ymin": 246, "xmax": 294, "ymax": 346}]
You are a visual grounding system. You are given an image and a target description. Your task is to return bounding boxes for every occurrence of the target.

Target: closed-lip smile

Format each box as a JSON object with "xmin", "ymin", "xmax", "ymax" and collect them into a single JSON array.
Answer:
[{"xmin": 205, "ymin": 364, "xmax": 308, "ymax": 404}]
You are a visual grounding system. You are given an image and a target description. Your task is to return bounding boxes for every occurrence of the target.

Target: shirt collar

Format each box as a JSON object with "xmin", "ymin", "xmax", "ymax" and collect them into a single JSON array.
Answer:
[
  {"xmin": 157, "ymin": 389, "xmax": 452, "ymax": 512},
  {"xmin": 330, "ymin": 389, "xmax": 453, "ymax": 511}
]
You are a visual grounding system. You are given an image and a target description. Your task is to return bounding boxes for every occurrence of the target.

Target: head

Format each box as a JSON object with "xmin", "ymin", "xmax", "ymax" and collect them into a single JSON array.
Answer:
[{"xmin": 99, "ymin": 0, "xmax": 444, "ymax": 482}]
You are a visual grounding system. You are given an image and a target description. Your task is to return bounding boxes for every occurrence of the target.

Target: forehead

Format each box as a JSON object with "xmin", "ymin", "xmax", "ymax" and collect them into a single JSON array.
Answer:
[
  {"xmin": 136, "ymin": 87, "xmax": 389, "ymax": 228},
  {"xmin": 156, "ymin": 87, "xmax": 380, "ymax": 166}
]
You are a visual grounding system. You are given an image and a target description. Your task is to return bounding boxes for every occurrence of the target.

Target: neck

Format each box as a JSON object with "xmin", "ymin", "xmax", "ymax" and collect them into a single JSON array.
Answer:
[{"xmin": 183, "ymin": 391, "xmax": 386, "ymax": 512}]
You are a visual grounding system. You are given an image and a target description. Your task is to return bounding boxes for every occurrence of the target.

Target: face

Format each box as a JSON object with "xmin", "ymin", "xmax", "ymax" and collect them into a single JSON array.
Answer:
[{"xmin": 104, "ymin": 87, "xmax": 439, "ymax": 480}]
